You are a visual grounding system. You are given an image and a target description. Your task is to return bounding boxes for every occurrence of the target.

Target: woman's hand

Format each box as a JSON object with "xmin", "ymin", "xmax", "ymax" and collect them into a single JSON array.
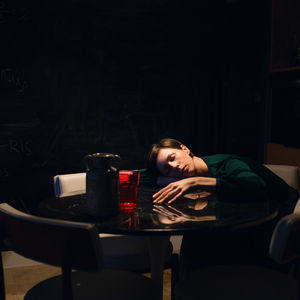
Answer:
[
  {"xmin": 153, "ymin": 177, "xmax": 216, "ymax": 204},
  {"xmin": 153, "ymin": 178, "xmax": 195, "ymax": 204}
]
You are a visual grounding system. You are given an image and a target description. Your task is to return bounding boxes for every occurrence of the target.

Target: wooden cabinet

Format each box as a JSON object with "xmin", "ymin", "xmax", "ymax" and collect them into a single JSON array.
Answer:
[
  {"xmin": 266, "ymin": 0, "xmax": 300, "ymax": 168},
  {"xmin": 270, "ymin": 0, "xmax": 300, "ymax": 72}
]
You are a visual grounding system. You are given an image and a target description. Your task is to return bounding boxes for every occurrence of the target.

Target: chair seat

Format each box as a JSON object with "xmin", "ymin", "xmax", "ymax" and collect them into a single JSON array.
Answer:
[
  {"xmin": 175, "ymin": 265, "xmax": 297, "ymax": 300},
  {"xmin": 24, "ymin": 269, "xmax": 160, "ymax": 300}
]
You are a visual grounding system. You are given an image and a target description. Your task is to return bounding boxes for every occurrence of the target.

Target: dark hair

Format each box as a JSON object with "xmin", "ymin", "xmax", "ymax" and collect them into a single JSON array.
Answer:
[{"xmin": 145, "ymin": 138, "xmax": 194, "ymax": 177}]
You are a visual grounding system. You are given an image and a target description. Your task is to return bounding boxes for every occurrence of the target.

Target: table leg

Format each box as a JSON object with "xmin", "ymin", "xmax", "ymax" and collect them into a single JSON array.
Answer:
[{"xmin": 147, "ymin": 235, "xmax": 170, "ymax": 300}]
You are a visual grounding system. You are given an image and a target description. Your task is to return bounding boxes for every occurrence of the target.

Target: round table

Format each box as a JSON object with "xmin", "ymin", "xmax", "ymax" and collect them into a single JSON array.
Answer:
[
  {"xmin": 39, "ymin": 186, "xmax": 279, "ymax": 235},
  {"xmin": 38, "ymin": 186, "xmax": 279, "ymax": 300}
]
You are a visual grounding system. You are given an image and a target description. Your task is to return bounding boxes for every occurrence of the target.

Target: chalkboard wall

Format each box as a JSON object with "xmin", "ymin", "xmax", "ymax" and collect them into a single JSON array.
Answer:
[{"xmin": 0, "ymin": 0, "xmax": 270, "ymax": 213}]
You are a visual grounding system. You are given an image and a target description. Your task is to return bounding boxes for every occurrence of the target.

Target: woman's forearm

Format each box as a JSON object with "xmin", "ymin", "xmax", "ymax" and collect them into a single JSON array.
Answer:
[
  {"xmin": 192, "ymin": 176, "xmax": 217, "ymax": 192},
  {"xmin": 157, "ymin": 176, "xmax": 217, "ymax": 189}
]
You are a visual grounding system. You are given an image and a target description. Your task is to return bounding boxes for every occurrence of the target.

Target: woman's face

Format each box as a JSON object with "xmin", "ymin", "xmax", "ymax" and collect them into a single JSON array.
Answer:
[{"xmin": 156, "ymin": 145, "xmax": 196, "ymax": 178}]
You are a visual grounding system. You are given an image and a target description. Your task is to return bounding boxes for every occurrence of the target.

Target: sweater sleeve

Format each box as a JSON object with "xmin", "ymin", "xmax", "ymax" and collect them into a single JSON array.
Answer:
[
  {"xmin": 215, "ymin": 159, "xmax": 268, "ymax": 202},
  {"xmin": 138, "ymin": 168, "xmax": 157, "ymax": 186}
]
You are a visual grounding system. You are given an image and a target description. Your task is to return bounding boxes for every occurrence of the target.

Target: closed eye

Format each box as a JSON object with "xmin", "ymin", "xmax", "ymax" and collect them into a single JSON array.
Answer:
[
  {"xmin": 168, "ymin": 153, "xmax": 175, "ymax": 162},
  {"xmin": 164, "ymin": 153, "xmax": 175, "ymax": 175}
]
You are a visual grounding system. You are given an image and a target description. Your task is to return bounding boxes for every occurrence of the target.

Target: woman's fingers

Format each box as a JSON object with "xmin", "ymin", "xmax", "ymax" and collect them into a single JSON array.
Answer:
[
  {"xmin": 153, "ymin": 190, "xmax": 177, "ymax": 203},
  {"xmin": 153, "ymin": 184, "xmax": 174, "ymax": 198},
  {"xmin": 153, "ymin": 178, "xmax": 194, "ymax": 204},
  {"xmin": 167, "ymin": 191, "xmax": 184, "ymax": 204},
  {"xmin": 153, "ymin": 184, "xmax": 176, "ymax": 201},
  {"xmin": 153, "ymin": 186, "xmax": 181, "ymax": 203}
]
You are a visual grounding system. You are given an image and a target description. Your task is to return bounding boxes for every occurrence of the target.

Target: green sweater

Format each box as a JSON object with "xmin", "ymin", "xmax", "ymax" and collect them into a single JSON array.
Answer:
[{"xmin": 201, "ymin": 154, "xmax": 293, "ymax": 203}]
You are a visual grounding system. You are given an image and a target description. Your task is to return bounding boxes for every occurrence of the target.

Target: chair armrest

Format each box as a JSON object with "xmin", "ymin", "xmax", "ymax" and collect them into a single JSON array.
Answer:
[{"xmin": 269, "ymin": 208, "xmax": 300, "ymax": 264}]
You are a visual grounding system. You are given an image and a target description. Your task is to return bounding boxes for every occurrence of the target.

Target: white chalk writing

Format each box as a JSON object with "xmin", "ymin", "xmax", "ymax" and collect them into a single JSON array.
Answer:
[
  {"xmin": 9, "ymin": 139, "xmax": 32, "ymax": 155},
  {"xmin": 1, "ymin": 68, "xmax": 29, "ymax": 93},
  {"xmin": 0, "ymin": 1, "xmax": 30, "ymax": 24}
]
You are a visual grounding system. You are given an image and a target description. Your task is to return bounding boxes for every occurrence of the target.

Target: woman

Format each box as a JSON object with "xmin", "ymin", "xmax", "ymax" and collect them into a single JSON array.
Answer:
[
  {"xmin": 145, "ymin": 138, "xmax": 297, "ymax": 214},
  {"xmin": 143, "ymin": 138, "xmax": 299, "ymax": 274}
]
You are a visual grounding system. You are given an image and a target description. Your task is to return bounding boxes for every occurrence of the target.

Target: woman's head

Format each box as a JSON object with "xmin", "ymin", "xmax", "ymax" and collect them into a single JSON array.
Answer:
[{"xmin": 145, "ymin": 138, "xmax": 195, "ymax": 179}]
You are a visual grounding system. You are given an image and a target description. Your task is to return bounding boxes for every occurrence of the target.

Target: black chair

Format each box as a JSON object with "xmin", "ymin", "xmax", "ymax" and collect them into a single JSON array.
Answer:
[
  {"xmin": 174, "ymin": 198, "xmax": 300, "ymax": 300},
  {"xmin": 0, "ymin": 203, "xmax": 161, "ymax": 300},
  {"xmin": 53, "ymin": 173, "xmax": 179, "ymax": 300}
]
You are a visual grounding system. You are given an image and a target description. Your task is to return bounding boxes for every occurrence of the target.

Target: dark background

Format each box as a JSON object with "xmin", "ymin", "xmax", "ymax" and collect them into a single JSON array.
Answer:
[{"xmin": 0, "ymin": 0, "xmax": 294, "ymax": 212}]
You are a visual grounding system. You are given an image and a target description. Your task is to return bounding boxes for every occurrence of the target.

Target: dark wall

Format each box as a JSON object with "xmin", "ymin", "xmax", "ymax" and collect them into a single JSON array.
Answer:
[
  {"xmin": 214, "ymin": 0, "xmax": 272, "ymax": 161},
  {"xmin": 270, "ymin": 71, "xmax": 300, "ymax": 148},
  {"xmin": 0, "ymin": 0, "xmax": 270, "ymax": 212}
]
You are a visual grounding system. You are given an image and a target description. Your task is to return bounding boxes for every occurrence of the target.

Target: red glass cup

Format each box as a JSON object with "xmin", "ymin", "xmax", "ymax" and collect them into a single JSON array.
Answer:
[{"xmin": 119, "ymin": 170, "xmax": 140, "ymax": 212}]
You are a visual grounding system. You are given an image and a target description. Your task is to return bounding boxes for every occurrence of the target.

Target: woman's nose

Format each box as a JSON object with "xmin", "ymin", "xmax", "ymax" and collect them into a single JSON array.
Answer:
[{"xmin": 169, "ymin": 161, "xmax": 179, "ymax": 169}]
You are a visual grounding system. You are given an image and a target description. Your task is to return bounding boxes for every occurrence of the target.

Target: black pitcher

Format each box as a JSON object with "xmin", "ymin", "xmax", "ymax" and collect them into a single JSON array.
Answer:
[{"xmin": 83, "ymin": 153, "xmax": 120, "ymax": 217}]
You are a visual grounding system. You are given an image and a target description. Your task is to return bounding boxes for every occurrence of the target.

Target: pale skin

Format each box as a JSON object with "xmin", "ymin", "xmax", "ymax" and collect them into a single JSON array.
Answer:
[{"xmin": 152, "ymin": 144, "xmax": 217, "ymax": 204}]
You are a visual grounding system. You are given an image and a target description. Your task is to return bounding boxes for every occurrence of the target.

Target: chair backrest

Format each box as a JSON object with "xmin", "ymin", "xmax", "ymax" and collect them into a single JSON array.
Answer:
[
  {"xmin": 264, "ymin": 164, "xmax": 299, "ymax": 190},
  {"xmin": 269, "ymin": 198, "xmax": 300, "ymax": 264},
  {"xmin": 0, "ymin": 203, "xmax": 103, "ymax": 271}
]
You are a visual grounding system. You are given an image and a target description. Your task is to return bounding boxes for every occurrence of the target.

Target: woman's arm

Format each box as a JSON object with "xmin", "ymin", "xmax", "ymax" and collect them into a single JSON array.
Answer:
[
  {"xmin": 153, "ymin": 176, "xmax": 216, "ymax": 204},
  {"xmin": 215, "ymin": 159, "xmax": 267, "ymax": 202},
  {"xmin": 153, "ymin": 158, "xmax": 268, "ymax": 204}
]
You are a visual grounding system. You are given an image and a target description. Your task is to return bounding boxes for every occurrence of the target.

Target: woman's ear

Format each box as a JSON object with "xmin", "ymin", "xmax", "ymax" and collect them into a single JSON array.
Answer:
[{"xmin": 180, "ymin": 144, "xmax": 190, "ymax": 155}]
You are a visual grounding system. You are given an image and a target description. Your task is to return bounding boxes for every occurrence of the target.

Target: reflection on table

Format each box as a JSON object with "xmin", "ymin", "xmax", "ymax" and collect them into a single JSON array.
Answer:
[
  {"xmin": 38, "ymin": 186, "xmax": 279, "ymax": 235},
  {"xmin": 151, "ymin": 190, "xmax": 215, "ymax": 224},
  {"xmin": 153, "ymin": 203, "xmax": 216, "ymax": 225}
]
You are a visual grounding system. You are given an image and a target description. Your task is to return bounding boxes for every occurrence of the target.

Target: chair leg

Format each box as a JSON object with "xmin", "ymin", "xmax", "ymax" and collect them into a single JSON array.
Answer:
[
  {"xmin": 0, "ymin": 252, "xmax": 5, "ymax": 300},
  {"xmin": 171, "ymin": 253, "xmax": 179, "ymax": 300}
]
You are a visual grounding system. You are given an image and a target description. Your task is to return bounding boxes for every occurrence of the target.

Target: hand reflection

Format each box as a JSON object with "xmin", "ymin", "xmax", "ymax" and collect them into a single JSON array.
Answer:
[
  {"xmin": 183, "ymin": 191, "xmax": 213, "ymax": 210},
  {"xmin": 183, "ymin": 191, "xmax": 212, "ymax": 201},
  {"xmin": 152, "ymin": 201, "xmax": 216, "ymax": 225}
]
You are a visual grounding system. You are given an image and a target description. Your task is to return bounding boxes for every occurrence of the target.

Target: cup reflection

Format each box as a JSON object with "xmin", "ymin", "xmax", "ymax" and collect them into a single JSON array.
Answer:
[{"xmin": 120, "ymin": 212, "xmax": 140, "ymax": 230}]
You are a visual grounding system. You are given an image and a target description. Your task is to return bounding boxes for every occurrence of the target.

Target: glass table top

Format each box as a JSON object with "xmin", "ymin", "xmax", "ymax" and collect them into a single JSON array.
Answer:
[{"xmin": 38, "ymin": 186, "xmax": 279, "ymax": 236}]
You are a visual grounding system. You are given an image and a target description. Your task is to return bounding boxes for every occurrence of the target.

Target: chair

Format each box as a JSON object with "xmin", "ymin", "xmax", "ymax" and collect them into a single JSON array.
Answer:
[
  {"xmin": 174, "ymin": 165, "xmax": 300, "ymax": 300},
  {"xmin": 0, "ymin": 203, "xmax": 161, "ymax": 300},
  {"xmin": 53, "ymin": 173, "xmax": 179, "ymax": 299},
  {"xmin": 175, "ymin": 198, "xmax": 300, "ymax": 300},
  {"xmin": 264, "ymin": 164, "xmax": 299, "ymax": 190}
]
